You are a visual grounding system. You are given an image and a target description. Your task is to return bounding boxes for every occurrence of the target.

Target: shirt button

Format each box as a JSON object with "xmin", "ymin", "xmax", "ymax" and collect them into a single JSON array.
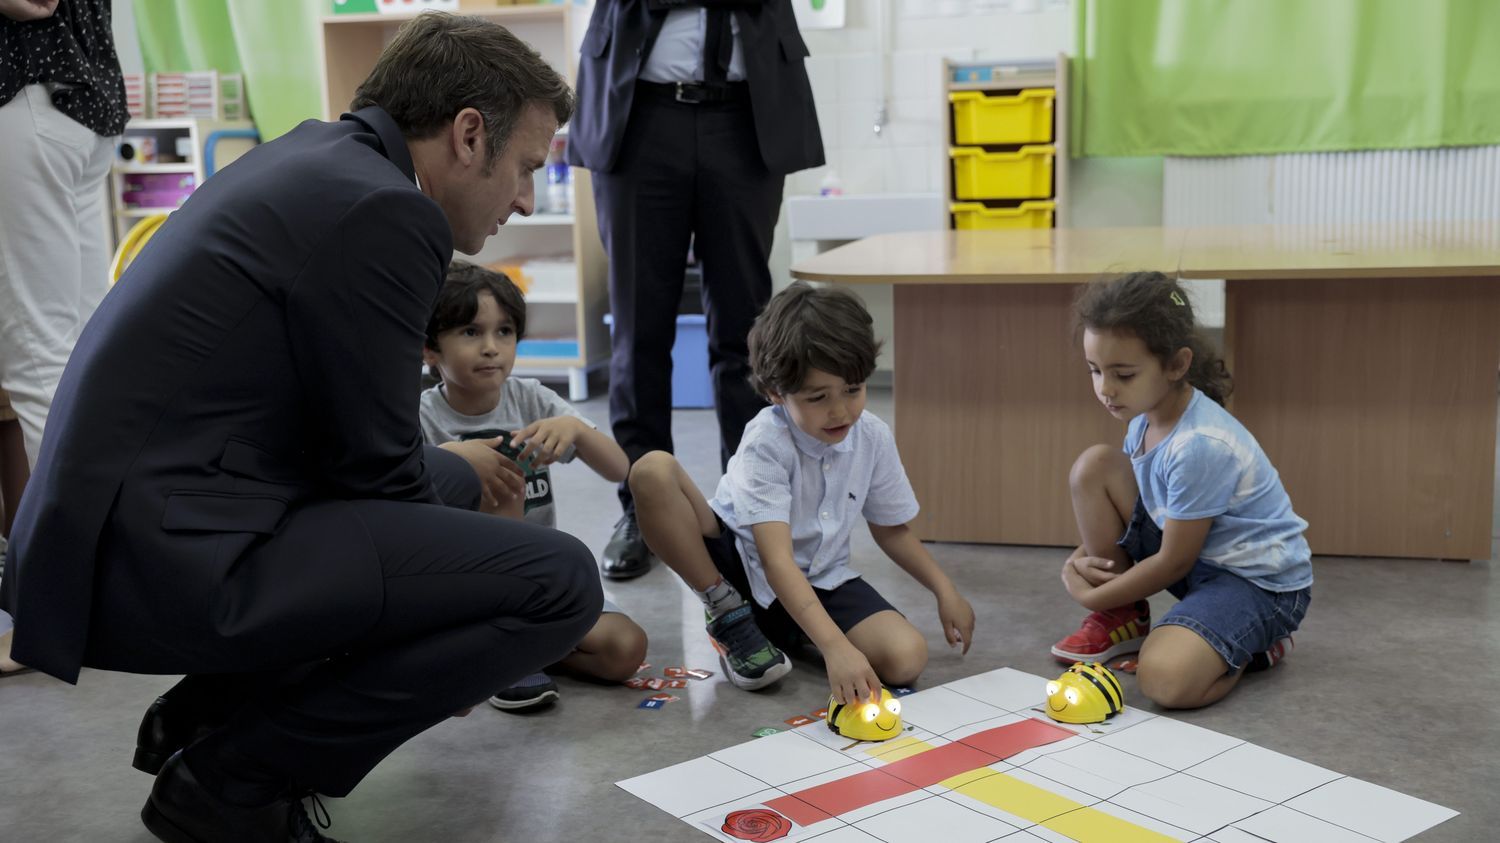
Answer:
[
  {"xmin": 823, "ymin": 462, "xmax": 831, "ymax": 471},
  {"xmin": 820, "ymin": 511, "xmax": 830, "ymax": 520}
]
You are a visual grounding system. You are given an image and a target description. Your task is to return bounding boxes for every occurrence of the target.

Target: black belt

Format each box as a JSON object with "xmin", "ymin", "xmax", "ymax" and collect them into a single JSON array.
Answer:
[{"xmin": 638, "ymin": 80, "xmax": 749, "ymax": 104}]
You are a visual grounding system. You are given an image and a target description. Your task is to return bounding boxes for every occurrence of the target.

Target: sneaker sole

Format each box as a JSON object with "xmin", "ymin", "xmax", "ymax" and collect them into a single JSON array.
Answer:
[
  {"xmin": 1050, "ymin": 637, "xmax": 1146, "ymax": 665},
  {"xmin": 718, "ymin": 652, "xmax": 792, "ymax": 691},
  {"xmin": 487, "ymin": 689, "xmax": 560, "ymax": 711}
]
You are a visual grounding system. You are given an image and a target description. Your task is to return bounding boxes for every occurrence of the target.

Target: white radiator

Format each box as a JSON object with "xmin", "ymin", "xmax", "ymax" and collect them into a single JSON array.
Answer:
[{"xmin": 1162, "ymin": 146, "xmax": 1500, "ymax": 326}]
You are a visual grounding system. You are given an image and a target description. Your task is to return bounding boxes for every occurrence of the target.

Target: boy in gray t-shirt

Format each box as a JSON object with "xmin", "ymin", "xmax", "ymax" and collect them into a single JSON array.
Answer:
[{"xmin": 420, "ymin": 263, "xmax": 644, "ymax": 712}]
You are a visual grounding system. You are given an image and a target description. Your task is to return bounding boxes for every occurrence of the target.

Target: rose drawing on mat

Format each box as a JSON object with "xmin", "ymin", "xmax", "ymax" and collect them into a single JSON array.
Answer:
[{"xmin": 721, "ymin": 808, "xmax": 793, "ymax": 841}]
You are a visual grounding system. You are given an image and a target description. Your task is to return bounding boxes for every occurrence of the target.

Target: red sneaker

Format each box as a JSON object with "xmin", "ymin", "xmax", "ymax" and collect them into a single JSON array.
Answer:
[{"xmin": 1051, "ymin": 604, "xmax": 1150, "ymax": 663}]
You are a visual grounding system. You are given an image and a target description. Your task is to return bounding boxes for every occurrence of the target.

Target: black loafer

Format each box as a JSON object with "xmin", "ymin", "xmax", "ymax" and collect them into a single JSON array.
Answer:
[
  {"xmin": 600, "ymin": 514, "xmax": 654, "ymax": 580},
  {"xmin": 135, "ymin": 695, "xmax": 222, "ymax": 776},
  {"xmin": 142, "ymin": 752, "xmax": 343, "ymax": 843}
]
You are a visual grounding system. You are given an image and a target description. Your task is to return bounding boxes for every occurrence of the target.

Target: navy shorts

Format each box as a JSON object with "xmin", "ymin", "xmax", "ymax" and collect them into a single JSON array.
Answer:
[
  {"xmin": 704, "ymin": 519, "xmax": 897, "ymax": 651},
  {"xmin": 1119, "ymin": 499, "xmax": 1311, "ymax": 671}
]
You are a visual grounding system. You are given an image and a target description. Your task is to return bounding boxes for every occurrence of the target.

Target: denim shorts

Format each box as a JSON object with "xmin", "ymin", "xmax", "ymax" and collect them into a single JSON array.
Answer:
[
  {"xmin": 704, "ymin": 518, "xmax": 897, "ymax": 651},
  {"xmin": 1119, "ymin": 499, "xmax": 1311, "ymax": 671}
]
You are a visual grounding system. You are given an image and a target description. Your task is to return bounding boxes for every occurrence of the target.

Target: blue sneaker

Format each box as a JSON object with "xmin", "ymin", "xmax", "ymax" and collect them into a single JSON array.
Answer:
[{"xmin": 488, "ymin": 673, "xmax": 560, "ymax": 711}]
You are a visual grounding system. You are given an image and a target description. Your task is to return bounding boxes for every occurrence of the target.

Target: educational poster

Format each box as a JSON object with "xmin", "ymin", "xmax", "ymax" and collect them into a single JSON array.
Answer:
[
  {"xmin": 619, "ymin": 667, "xmax": 1457, "ymax": 843},
  {"xmin": 792, "ymin": 0, "xmax": 846, "ymax": 30}
]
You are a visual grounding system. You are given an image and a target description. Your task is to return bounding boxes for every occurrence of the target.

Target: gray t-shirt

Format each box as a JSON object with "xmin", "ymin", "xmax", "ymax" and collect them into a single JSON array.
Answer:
[{"xmin": 419, "ymin": 378, "xmax": 592, "ymax": 529}]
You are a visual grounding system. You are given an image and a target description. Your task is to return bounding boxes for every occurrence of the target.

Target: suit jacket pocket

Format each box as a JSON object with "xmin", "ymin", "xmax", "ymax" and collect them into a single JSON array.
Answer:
[{"xmin": 162, "ymin": 491, "xmax": 289, "ymax": 535}]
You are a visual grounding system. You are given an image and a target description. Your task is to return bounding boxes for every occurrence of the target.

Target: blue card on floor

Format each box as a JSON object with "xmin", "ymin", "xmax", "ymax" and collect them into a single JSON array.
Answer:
[{"xmin": 638, "ymin": 698, "xmax": 666, "ymax": 710}]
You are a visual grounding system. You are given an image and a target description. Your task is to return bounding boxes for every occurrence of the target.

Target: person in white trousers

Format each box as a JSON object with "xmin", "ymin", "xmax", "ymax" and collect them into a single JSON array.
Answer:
[{"xmin": 0, "ymin": 0, "xmax": 126, "ymax": 673}]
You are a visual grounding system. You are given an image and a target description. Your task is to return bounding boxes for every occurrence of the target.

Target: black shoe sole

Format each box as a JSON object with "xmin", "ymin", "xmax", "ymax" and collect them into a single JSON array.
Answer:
[
  {"xmin": 135, "ymin": 747, "xmax": 172, "ymax": 776},
  {"xmin": 600, "ymin": 564, "xmax": 649, "ymax": 581},
  {"xmin": 142, "ymin": 798, "xmax": 205, "ymax": 843}
]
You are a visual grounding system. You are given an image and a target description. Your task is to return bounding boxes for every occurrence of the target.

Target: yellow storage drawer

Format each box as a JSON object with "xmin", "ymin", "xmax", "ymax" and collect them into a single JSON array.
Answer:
[
  {"xmin": 949, "ymin": 89, "xmax": 1055, "ymax": 145},
  {"xmin": 950, "ymin": 145, "xmax": 1054, "ymax": 200},
  {"xmin": 950, "ymin": 201, "xmax": 1055, "ymax": 230}
]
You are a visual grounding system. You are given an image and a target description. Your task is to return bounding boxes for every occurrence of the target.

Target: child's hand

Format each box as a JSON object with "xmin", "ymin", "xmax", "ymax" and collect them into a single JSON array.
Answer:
[
  {"xmin": 439, "ymin": 438, "xmax": 525, "ymax": 510},
  {"xmin": 937, "ymin": 588, "xmax": 975, "ymax": 654},
  {"xmin": 1069, "ymin": 555, "xmax": 1121, "ymax": 587},
  {"xmin": 1061, "ymin": 560, "xmax": 1100, "ymax": 607},
  {"xmin": 824, "ymin": 641, "xmax": 882, "ymax": 706},
  {"xmin": 511, "ymin": 416, "xmax": 587, "ymax": 468}
]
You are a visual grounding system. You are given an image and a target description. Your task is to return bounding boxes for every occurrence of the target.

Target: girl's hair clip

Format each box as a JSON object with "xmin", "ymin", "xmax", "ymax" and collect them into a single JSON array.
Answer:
[{"xmin": 1169, "ymin": 291, "xmax": 1186, "ymax": 307}]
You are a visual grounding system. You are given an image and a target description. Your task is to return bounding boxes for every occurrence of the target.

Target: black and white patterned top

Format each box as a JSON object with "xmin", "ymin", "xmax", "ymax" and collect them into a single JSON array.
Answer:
[{"xmin": 1, "ymin": 0, "xmax": 127, "ymax": 137}]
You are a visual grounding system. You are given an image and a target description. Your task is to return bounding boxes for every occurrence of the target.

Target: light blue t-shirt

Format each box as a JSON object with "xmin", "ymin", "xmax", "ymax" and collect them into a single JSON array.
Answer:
[
  {"xmin": 709, "ymin": 405, "xmax": 921, "ymax": 609},
  {"xmin": 1125, "ymin": 388, "xmax": 1313, "ymax": 592}
]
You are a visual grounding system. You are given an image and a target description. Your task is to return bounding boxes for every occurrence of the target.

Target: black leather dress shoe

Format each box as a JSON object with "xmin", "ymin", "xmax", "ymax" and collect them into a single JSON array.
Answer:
[
  {"xmin": 135, "ymin": 695, "xmax": 223, "ymax": 775},
  {"xmin": 142, "ymin": 752, "xmax": 343, "ymax": 843},
  {"xmin": 600, "ymin": 513, "xmax": 653, "ymax": 580}
]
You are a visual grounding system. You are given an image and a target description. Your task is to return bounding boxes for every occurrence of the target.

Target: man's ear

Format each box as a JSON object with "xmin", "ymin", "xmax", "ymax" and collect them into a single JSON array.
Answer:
[{"xmin": 451, "ymin": 107, "xmax": 486, "ymax": 167}]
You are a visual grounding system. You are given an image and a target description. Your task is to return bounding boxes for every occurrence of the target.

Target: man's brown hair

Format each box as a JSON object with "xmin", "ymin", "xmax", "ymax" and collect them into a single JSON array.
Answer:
[{"xmin": 350, "ymin": 12, "xmax": 574, "ymax": 168}]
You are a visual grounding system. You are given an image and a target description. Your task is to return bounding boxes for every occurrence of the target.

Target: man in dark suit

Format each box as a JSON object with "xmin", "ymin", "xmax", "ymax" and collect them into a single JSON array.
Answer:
[
  {"xmin": 0, "ymin": 13, "xmax": 599, "ymax": 842},
  {"xmin": 570, "ymin": 0, "xmax": 825, "ymax": 580}
]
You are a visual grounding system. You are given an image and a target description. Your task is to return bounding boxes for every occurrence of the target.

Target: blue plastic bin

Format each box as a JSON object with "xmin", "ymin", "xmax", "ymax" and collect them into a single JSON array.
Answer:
[{"xmin": 604, "ymin": 313, "xmax": 714, "ymax": 409}]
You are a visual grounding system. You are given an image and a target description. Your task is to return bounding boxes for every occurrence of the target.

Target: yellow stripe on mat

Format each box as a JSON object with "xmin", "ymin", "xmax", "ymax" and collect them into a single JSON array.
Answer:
[{"xmin": 951, "ymin": 772, "xmax": 1178, "ymax": 843}]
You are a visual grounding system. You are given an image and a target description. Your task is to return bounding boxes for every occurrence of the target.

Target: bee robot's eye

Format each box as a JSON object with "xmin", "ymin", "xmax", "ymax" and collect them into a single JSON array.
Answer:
[
  {"xmin": 862, "ymin": 705, "xmax": 878, "ymax": 721},
  {"xmin": 1065, "ymin": 688, "xmax": 1080, "ymax": 705},
  {"xmin": 885, "ymin": 698, "xmax": 901, "ymax": 715}
]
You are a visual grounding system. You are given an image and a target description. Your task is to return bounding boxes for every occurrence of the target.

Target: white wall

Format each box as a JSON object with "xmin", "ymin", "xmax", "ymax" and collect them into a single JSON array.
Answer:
[{"xmin": 772, "ymin": 0, "xmax": 1164, "ymax": 374}]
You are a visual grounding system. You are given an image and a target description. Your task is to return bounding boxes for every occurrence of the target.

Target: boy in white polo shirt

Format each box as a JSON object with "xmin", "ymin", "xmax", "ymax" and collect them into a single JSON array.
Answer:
[{"xmin": 629, "ymin": 282, "xmax": 975, "ymax": 703}]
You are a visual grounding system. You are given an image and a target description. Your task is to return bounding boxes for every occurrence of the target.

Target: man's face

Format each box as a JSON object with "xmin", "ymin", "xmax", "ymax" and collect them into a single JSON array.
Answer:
[{"xmin": 439, "ymin": 103, "xmax": 557, "ymax": 254}]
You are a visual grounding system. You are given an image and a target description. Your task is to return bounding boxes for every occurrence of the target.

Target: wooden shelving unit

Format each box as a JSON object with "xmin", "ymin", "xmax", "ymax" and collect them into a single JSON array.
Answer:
[{"xmin": 320, "ymin": 2, "xmax": 609, "ymax": 400}]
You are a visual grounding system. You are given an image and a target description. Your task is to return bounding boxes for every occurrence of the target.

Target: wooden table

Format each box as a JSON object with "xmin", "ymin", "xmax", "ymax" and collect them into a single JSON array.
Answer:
[{"xmin": 791, "ymin": 224, "xmax": 1500, "ymax": 560}]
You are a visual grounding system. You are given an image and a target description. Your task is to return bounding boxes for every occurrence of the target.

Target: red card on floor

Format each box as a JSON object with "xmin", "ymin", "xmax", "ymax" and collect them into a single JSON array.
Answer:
[
  {"xmin": 665, "ymin": 679, "xmax": 688, "ymax": 688},
  {"xmin": 811, "ymin": 708, "xmax": 829, "ymax": 719},
  {"xmin": 784, "ymin": 715, "xmax": 815, "ymax": 727},
  {"xmin": 663, "ymin": 667, "xmax": 688, "ymax": 678},
  {"xmin": 644, "ymin": 678, "xmax": 667, "ymax": 690},
  {"xmin": 624, "ymin": 678, "xmax": 649, "ymax": 689}
]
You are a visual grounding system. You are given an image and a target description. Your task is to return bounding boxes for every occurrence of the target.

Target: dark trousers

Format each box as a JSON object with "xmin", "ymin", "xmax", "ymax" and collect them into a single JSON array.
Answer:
[
  {"xmin": 144, "ymin": 447, "xmax": 601, "ymax": 797},
  {"xmin": 592, "ymin": 83, "xmax": 785, "ymax": 512}
]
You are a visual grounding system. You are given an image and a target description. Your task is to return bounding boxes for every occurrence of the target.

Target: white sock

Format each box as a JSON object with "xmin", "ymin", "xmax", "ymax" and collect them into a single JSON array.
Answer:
[{"xmin": 698, "ymin": 577, "xmax": 744, "ymax": 619}]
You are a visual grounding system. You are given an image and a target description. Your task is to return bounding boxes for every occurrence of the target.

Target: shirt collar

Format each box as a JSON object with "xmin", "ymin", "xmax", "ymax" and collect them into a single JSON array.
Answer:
[{"xmin": 774, "ymin": 405, "xmax": 857, "ymax": 459}]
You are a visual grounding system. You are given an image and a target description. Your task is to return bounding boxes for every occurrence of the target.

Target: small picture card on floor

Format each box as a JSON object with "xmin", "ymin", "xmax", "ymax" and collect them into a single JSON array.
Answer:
[{"xmin": 638, "ymin": 698, "xmax": 666, "ymax": 710}]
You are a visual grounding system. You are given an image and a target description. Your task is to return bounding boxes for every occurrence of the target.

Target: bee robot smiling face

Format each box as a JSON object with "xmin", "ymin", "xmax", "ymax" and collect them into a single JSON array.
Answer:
[
  {"xmin": 1045, "ymin": 662, "xmax": 1124, "ymax": 725},
  {"xmin": 826, "ymin": 688, "xmax": 903, "ymax": 742}
]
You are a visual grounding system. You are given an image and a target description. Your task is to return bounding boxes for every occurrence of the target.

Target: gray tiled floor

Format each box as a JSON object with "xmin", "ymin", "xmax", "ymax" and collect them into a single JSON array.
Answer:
[{"xmin": 1, "ymin": 388, "xmax": 1494, "ymax": 841}]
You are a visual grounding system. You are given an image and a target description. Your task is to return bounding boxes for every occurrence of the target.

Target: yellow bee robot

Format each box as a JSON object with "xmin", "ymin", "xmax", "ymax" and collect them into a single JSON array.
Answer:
[
  {"xmin": 1045, "ymin": 662, "xmax": 1124, "ymax": 725},
  {"xmin": 825, "ymin": 688, "xmax": 903, "ymax": 742}
]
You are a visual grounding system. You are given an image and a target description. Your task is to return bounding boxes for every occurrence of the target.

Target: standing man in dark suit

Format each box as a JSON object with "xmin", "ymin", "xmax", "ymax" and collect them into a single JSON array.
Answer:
[
  {"xmin": 571, "ymin": 0, "xmax": 825, "ymax": 580},
  {"xmin": 0, "ymin": 13, "xmax": 600, "ymax": 842}
]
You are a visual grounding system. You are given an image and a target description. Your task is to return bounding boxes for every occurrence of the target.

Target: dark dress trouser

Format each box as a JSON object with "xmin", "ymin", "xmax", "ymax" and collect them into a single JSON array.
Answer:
[
  {"xmin": 126, "ymin": 446, "xmax": 602, "ymax": 798},
  {"xmin": 592, "ymin": 84, "xmax": 785, "ymax": 510}
]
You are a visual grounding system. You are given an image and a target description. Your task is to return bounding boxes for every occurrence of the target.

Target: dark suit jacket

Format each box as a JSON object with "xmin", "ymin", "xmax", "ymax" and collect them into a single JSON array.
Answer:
[
  {"xmin": 568, "ymin": 0, "xmax": 825, "ymax": 175},
  {"xmin": 0, "ymin": 107, "xmax": 452, "ymax": 683}
]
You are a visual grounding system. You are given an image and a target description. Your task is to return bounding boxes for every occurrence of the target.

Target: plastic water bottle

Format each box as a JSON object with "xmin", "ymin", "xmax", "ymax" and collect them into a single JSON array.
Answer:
[{"xmin": 546, "ymin": 159, "xmax": 571, "ymax": 215}]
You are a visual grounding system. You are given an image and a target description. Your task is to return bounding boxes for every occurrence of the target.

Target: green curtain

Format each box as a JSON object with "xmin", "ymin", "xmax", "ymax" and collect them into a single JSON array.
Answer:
[
  {"xmin": 1073, "ymin": 0, "xmax": 1500, "ymax": 157},
  {"xmin": 133, "ymin": 0, "xmax": 322, "ymax": 141}
]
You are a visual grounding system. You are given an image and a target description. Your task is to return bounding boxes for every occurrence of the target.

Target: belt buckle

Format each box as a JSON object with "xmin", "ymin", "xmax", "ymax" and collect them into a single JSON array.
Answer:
[{"xmin": 674, "ymin": 82, "xmax": 706, "ymax": 104}]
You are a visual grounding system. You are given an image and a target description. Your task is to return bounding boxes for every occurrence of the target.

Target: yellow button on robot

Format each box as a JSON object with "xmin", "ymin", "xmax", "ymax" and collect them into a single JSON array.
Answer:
[
  {"xmin": 1044, "ymin": 662, "xmax": 1124, "ymax": 724},
  {"xmin": 825, "ymin": 688, "xmax": 903, "ymax": 742}
]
